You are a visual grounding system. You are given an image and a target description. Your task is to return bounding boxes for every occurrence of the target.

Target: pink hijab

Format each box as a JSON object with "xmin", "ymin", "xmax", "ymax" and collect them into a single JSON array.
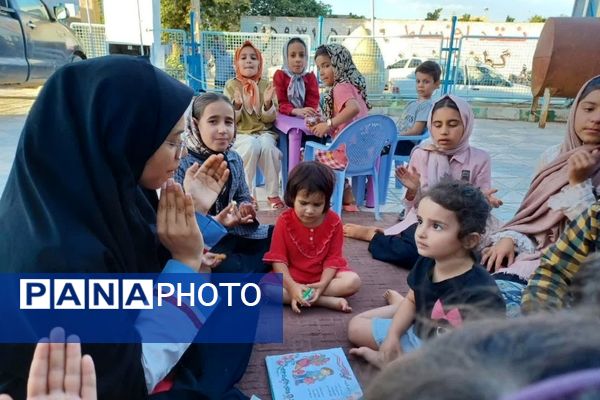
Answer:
[
  {"xmin": 419, "ymin": 94, "xmax": 475, "ymax": 186},
  {"xmin": 499, "ymin": 75, "xmax": 600, "ymax": 249}
]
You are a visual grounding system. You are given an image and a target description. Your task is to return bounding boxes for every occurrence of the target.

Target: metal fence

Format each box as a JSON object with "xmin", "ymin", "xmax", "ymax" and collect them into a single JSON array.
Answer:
[
  {"xmin": 328, "ymin": 34, "xmax": 444, "ymax": 99},
  {"xmin": 162, "ymin": 29, "xmax": 188, "ymax": 82},
  {"xmin": 327, "ymin": 33, "xmax": 540, "ymax": 102},
  {"xmin": 199, "ymin": 32, "xmax": 312, "ymax": 92},
  {"xmin": 452, "ymin": 35, "xmax": 539, "ymax": 102},
  {"xmin": 68, "ymin": 23, "xmax": 542, "ymax": 103},
  {"xmin": 70, "ymin": 23, "xmax": 109, "ymax": 59},
  {"xmin": 70, "ymin": 24, "xmax": 188, "ymax": 82}
]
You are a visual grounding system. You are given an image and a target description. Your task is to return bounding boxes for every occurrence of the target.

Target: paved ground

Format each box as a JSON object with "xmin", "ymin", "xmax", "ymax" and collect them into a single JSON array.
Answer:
[{"xmin": 0, "ymin": 90, "xmax": 567, "ymax": 399}]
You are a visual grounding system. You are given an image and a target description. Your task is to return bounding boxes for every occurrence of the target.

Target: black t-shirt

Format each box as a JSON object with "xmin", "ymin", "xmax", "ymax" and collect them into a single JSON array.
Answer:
[{"xmin": 407, "ymin": 257, "xmax": 506, "ymax": 339}]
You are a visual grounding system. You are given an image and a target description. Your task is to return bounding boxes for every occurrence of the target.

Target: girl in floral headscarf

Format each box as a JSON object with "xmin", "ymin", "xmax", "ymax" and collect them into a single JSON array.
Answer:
[
  {"xmin": 310, "ymin": 43, "xmax": 371, "ymax": 139},
  {"xmin": 310, "ymin": 43, "xmax": 372, "ymax": 211},
  {"xmin": 224, "ymin": 40, "xmax": 284, "ymax": 209}
]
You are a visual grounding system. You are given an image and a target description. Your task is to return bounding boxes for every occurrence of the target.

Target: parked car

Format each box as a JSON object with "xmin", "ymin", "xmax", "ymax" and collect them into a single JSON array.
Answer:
[
  {"xmin": 387, "ymin": 63, "xmax": 533, "ymax": 102},
  {"xmin": 385, "ymin": 57, "xmax": 438, "ymax": 92},
  {"xmin": 0, "ymin": 0, "xmax": 86, "ymax": 86}
]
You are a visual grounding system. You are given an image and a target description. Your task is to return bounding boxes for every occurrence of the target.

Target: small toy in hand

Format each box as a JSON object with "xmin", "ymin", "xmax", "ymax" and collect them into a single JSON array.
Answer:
[
  {"xmin": 302, "ymin": 287, "xmax": 314, "ymax": 301},
  {"xmin": 212, "ymin": 253, "xmax": 227, "ymax": 261}
]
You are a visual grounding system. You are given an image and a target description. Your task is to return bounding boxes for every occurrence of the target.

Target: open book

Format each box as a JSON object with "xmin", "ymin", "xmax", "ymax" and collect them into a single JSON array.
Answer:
[{"xmin": 265, "ymin": 347, "xmax": 363, "ymax": 400}]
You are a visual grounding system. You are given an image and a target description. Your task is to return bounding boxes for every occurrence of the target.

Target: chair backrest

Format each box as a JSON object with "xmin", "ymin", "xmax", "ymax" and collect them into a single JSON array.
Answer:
[
  {"xmin": 328, "ymin": 115, "xmax": 397, "ymax": 176},
  {"xmin": 502, "ymin": 368, "xmax": 600, "ymax": 400}
]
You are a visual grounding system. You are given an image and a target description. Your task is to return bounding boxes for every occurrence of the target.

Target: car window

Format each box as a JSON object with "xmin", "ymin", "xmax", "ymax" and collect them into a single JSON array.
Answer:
[
  {"xmin": 408, "ymin": 59, "xmax": 421, "ymax": 68},
  {"xmin": 0, "ymin": 0, "xmax": 9, "ymax": 8},
  {"xmin": 17, "ymin": 0, "xmax": 49, "ymax": 20},
  {"xmin": 478, "ymin": 66, "xmax": 509, "ymax": 86},
  {"xmin": 467, "ymin": 65, "xmax": 500, "ymax": 85},
  {"xmin": 454, "ymin": 68, "xmax": 464, "ymax": 85},
  {"xmin": 388, "ymin": 59, "xmax": 408, "ymax": 69}
]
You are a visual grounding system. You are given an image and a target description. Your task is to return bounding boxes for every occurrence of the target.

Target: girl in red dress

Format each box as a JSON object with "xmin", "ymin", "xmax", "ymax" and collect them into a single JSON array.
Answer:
[{"xmin": 263, "ymin": 162, "xmax": 361, "ymax": 313}]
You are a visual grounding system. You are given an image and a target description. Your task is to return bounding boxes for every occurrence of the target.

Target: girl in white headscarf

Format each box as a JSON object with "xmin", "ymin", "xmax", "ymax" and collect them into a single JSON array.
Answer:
[{"xmin": 273, "ymin": 37, "xmax": 320, "ymax": 117}]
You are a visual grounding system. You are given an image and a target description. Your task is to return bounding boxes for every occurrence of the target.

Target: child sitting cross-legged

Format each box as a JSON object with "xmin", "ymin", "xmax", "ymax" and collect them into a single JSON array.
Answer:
[
  {"xmin": 263, "ymin": 161, "xmax": 361, "ymax": 313},
  {"xmin": 344, "ymin": 95, "xmax": 501, "ymax": 269},
  {"xmin": 348, "ymin": 179, "xmax": 505, "ymax": 369}
]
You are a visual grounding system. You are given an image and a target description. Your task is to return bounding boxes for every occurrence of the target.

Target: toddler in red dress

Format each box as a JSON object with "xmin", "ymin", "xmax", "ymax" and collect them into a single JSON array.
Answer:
[{"xmin": 263, "ymin": 161, "xmax": 361, "ymax": 313}]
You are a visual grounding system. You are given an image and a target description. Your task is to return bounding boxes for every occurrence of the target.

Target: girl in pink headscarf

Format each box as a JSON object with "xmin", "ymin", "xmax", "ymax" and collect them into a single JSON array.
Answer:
[
  {"xmin": 344, "ymin": 95, "xmax": 501, "ymax": 272},
  {"xmin": 483, "ymin": 76, "xmax": 600, "ymax": 281}
]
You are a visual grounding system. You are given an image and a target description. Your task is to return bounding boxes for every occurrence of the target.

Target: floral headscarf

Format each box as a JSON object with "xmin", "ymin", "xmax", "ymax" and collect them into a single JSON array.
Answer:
[{"xmin": 317, "ymin": 43, "xmax": 371, "ymax": 119}]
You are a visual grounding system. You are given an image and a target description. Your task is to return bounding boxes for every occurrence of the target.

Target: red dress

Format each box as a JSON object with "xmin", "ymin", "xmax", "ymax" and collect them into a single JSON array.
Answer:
[
  {"xmin": 263, "ymin": 209, "xmax": 351, "ymax": 284},
  {"xmin": 272, "ymin": 70, "xmax": 320, "ymax": 116}
]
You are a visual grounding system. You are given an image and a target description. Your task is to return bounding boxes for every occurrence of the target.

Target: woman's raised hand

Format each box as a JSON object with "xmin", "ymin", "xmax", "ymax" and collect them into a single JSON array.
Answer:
[
  {"xmin": 157, "ymin": 179, "xmax": 204, "ymax": 271},
  {"xmin": 0, "ymin": 328, "xmax": 98, "ymax": 400},
  {"xmin": 183, "ymin": 155, "xmax": 230, "ymax": 215}
]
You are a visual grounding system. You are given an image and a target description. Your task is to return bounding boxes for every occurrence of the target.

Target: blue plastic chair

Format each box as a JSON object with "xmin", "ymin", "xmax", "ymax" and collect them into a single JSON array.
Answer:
[
  {"xmin": 304, "ymin": 115, "xmax": 397, "ymax": 220},
  {"xmin": 376, "ymin": 129, "xmax": 431, "ymax": 199}
]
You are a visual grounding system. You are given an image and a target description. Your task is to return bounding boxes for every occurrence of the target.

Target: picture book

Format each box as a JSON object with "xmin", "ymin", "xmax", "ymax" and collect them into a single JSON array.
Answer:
[{"xmin": 265, "ymin": 347, "xmax": 363, "ymax": 400}]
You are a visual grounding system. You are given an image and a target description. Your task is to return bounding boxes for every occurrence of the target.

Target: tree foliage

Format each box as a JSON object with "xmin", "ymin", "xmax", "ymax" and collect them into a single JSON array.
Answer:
[
  {"xmin": 248, "ymin": 0, "xmax": 332, "ymax": 17},
  {"xmin": 425, "ymin": 8, "xmax": 443, "ymax": 21},
  {"xmin": 160, "ymin": 0, "xmax": 251, "ymax": 32},
  {"xmin": 458, "ymin": 13, "xmax": 471, "ymax": 21},
  {"xmin": 528, "ymin": 15, "xmax": 546, "ymax": 23},
  {"xmin": 160, "ymin": 0, "xmax": 190, "ymax": 30},
  {"xmin": 505, "ymin": 15, "xmax": 515, "ymax": 22},
  {"xmin": 200, "ymin": 0, "xmax": 251, "ymax": 31}
]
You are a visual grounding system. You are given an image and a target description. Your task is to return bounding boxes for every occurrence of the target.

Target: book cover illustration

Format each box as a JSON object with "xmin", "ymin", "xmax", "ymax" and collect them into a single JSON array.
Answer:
[{"xmin": 265, "ymin": 347, "xmax": 363, "ymax": 400}]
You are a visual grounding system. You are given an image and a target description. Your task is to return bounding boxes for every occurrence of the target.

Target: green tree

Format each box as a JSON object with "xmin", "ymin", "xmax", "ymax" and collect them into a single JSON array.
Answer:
[
  {"xmin": 425, "ymin": 8, "xmax": 443, "ymax": 21},
  {"xmin": 200, "ymin": 0, "xmax": 251, "ymax": 31},
  {"xmin": 161, "ymin": 0, "xmax": 251, "ymax": 32},
  {"xmin": 528, "ymin": 15, "xmax": 546, "ymax": 23},
  {"xmin": 505, "ymin": 15, "xmax": 515, "ymax": 22},
  {"xmin": 249, "ymin": 0, "xmax": 332, "ymax": 17},
  {"xmin": 160, "ymin": 0, "xmax": 190, "ymax": 30},
  {"xmin": 458, "ymin": 13, "xmax": 471, "ymax": 21}
]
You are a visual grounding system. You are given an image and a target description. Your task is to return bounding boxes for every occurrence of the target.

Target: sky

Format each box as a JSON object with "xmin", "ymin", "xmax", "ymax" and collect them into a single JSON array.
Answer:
[{"xmin": 325, "ymin": 0, "xmax": 574, "ymax": 22}]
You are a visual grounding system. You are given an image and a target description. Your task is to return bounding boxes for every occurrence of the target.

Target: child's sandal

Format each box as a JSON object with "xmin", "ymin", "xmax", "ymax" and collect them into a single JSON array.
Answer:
[{"xmin": 267, "ymin": 196, "xmax": 286, "ymax": 210}]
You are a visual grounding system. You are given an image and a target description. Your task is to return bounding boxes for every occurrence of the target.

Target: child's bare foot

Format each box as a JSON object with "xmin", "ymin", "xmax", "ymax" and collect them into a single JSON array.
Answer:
[
  {"xmin": 343, "ymin": 224, "xmax": 380, "ymax": 241},
  {"xmin": 315, "ymin": 296, "xmax": 353, "ymax": 313},
  {"xmin": 383, "ymin": 289, "xmax": 404, "ymax": 305},
  {"xmin": 349, "ymin": 347, "xmax": 385, "ymax": 369}
]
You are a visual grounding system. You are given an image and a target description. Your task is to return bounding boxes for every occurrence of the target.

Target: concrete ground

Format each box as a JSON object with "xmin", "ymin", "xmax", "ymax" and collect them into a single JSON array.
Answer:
[{"xmin": 0, "ymin": 89, "xmax": 567, "ymax": 399}]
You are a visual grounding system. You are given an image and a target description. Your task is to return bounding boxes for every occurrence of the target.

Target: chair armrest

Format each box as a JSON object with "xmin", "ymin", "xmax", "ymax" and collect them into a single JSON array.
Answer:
[
  {"xmin": 304, "ymin": 141, "xmax": 330, "ymax": 161},
  {"xmin": 397, "ymin": 134, "xmax": 426, "ymax": 141}
]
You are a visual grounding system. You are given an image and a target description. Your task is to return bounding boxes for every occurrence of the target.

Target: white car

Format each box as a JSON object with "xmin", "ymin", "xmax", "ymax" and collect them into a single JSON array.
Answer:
[
  {"xmin": 385, "ymin": 57, "xmax": 438, "ymax": 93},
  {"xmin": 388, "ymin": 63, "xmax": 533, "ymax": 102}
]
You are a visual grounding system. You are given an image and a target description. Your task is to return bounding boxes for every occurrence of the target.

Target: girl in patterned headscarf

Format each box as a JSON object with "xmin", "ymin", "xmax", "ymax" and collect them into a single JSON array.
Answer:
[
  {"xmin": 224, "ymin": 40, "xmax": 284, "ymax": 209},
  {"xmin": 310, "ymin": 43, "xmax": 372, "ymax": 211},
  {"xmin": 310, "ymin": 43, "xmax": 371, "ymax": 139}
]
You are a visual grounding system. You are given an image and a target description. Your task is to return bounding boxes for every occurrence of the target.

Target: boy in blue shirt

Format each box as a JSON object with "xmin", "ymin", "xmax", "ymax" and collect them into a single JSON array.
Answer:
[{"xmin": 394, "ymin": 61, "xmax": 442, "ymax": 156}]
